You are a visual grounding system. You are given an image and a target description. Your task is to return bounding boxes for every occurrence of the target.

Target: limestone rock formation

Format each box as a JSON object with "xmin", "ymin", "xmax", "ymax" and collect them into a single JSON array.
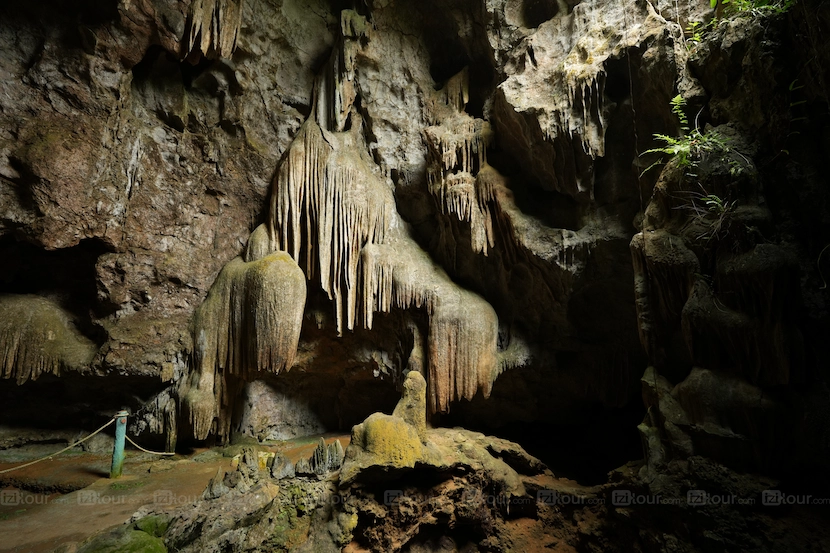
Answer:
[
  {"xmin": 1, "ymin": 0, "xmax": 830, "ymax": 549},
  {"xmin": 340, "ymin": 369, "xmax": 544, "ymax": 509},
  {"xmin": 180, "ymin": 251, "xmax": 307, "ymax": 440},
  {"xmin": 0, "ymin": 295, "xmax": 96, "ymax": 384},
  {"xmin": 184, "ymin": 0, "xmax": 243, "ymax": 60},
  {"xmin": 629, "ymin": 12, "xmax": 821, "ymax": 478},
  {"xmin": 341, "ymin": 371, "xmax": 430, "ymax": 484}
]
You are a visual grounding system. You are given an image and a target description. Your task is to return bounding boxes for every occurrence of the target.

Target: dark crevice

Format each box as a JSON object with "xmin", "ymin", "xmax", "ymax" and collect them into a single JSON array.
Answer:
[
  {"xmin": 0, "ymin": 0, "xmax": 118, "ymax": 28},
  {"xmin": 284, "ymin": 99, "xmax": 312, "ymax": 118},
  {"xmin": 0, "ymin": 374, "xmax": 164, "ymax": 430},
  {"xmin": 487, "ymin": 144, "xmax": 583, "ymax": 231},
  {"xmin": 415, "ymin": 0, "xmax": 496, "ymax": 119},
  {"xmin": 523, "ymin": 0, "xmax": 559, "ymax": 28},
  {"xmin": 0, "ymin": 237, "xmax": 113, "ymax": 345}
]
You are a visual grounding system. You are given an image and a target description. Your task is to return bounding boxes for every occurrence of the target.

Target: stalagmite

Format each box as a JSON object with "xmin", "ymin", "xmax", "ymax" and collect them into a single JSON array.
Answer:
[
  {"xmin": 243, "ymin": 223, "xmax": 276, "ymax": 263},
  {"xmin": 0, "ymin": 295, "xmax": 96, "ymax": 385},
  {"xmin": 184, "ymin": 0, "xmax": 243, "ymax": 60}
]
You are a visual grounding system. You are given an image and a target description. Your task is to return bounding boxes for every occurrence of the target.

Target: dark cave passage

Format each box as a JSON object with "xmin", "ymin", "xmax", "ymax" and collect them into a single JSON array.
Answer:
[
  {"xmin": 0, "ymin": 374, "xmax": 163, "ymax": 432},
  {"xmin": 445, "ymin": 402, "xmax": 646, "ymax": 486}
]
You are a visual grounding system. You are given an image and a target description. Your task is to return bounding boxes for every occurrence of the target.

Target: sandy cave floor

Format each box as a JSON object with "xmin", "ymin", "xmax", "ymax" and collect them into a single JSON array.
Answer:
[{"xmin": 0, "ymin": 433, "xmax": 351, "ymax": 553}]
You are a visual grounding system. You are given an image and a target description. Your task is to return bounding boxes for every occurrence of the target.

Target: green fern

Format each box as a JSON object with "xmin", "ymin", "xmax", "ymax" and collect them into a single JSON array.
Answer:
[
  {"xmin": 711, "ymin": 0, "xmax": 796, "ymax": 14},
  {"xmin": 640, "ymin": 95, "xmax": 732, "ymax": 177}
]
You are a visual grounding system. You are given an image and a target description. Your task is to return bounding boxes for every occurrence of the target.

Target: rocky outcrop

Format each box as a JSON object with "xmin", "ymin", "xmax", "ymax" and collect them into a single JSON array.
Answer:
[
  {"xmin": 630, "ymin": 6, "xmax": 829, "ymax": 480},
  {"xmin": 120, "ymin": 375, "xmax": 561, "ymax": 553}
]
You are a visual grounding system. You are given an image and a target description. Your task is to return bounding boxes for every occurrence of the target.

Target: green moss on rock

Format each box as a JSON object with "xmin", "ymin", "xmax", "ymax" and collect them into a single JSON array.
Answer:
[
  {"xmin": 133, "ymin": 514, "xmax": 171, "ymax": 538},
  {"xmin": 76, "ymin": 527, "xmax": 166, "ymax": 553}
]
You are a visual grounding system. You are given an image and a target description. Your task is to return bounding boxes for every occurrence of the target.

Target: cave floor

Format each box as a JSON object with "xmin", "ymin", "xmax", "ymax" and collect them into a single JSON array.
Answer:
[
  {"xmin": 0, "ymin": 433, "xmax": 351, "ymax": 553},
  {"xmin": 0, "ymin": 449, "xmax": 227, "ymax": 553}
]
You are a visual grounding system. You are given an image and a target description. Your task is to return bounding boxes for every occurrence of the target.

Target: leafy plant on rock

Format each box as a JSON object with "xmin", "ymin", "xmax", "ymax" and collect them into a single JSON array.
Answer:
[
  {"xmin": 641, "ymin": 95, "xmax": 731, "ymax": 177},
  {"xmin": 711, "ymin": 0, "xmax": 796, "ymax": 16},
  {"xmin": 682, "ymin": 189, "xmax": 738, "ymax": 243},
  {"xmin": 642, "ymin": 95, "xmax": 747, "ymax": 246}
]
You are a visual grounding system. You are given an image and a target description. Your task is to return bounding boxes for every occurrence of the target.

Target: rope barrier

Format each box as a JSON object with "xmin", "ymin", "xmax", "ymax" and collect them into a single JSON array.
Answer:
[
  {"xmin": 0, "ymin": 417, "xmax": 116, "ymax": 474},
  {"xmin": 125, "ymin": 435, "xmax": 175, "ymax": 456},
  {"xmin": 0, "ymin": 412, "xmax": 176, "ymax": 475}
]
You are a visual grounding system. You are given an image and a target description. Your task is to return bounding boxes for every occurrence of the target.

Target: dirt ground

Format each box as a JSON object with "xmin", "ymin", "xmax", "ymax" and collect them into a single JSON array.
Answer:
[{"xmin": 0, "ymin": 433, "xmax": 350, "ymax": 553}]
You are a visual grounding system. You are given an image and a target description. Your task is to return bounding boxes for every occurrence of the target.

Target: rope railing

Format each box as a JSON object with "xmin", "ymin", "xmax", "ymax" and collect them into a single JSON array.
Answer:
[
  {"xmin": 0, "ymin": 417, "xmax": 116, "ymax": 474},
  {"xmin": 125, "ymin": 435, "xmax": 174, "ymax": 456},
  {"xmin": 0, "ymin": 412, "xmax": 175, "ymax": 476}
]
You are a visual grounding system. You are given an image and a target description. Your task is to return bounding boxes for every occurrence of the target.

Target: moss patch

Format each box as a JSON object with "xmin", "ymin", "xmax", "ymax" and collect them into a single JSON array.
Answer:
[
  {"xmin": 134, "ymin": 514, "xmax": 171, "ymax": 538},
  {"xmin": 76, "ymin": 527, "xmax": 166, "ymax": 553}
]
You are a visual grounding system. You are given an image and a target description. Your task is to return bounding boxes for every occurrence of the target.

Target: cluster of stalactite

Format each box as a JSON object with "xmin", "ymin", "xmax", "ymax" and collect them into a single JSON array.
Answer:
[
  {"xmin": 0, "ymin": 295, "xmax": 96, "ymax": 385},
  {"xmin": 184, "ymin": 0, "xmax": 243, "ymax": 60},
  {"xmin": 177, "ymin": 10, "xmax": 507, "ymax": 442},
  {"xmin": 257, "ymin": 110, "xmax": 500, "ymax": 415}
]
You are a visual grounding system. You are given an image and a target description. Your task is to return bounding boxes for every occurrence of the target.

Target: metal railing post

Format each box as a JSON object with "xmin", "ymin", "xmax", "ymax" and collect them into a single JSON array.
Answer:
[{"xmin": 110, "ymin": 410, "xmax": 129, "ymax": 479}]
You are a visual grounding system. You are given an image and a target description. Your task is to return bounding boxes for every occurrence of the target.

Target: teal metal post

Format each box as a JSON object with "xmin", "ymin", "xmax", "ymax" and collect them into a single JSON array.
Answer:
[{"xmin": 110, "ymin": 410, "xmax": 129, "ymax": 479}]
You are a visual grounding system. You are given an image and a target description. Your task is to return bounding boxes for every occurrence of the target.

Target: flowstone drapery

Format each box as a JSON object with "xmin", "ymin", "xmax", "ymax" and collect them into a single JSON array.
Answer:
[
  {"xmin": 178, "ymin": 10, "xmax": 504, "ymax": 441},
  {"xmin": 0, "ymin": 295, "xmax": 96, "ymax": 385},
  {"xmin": 180, "ymin": 252, "xmax": 306, "ymax": 440}
]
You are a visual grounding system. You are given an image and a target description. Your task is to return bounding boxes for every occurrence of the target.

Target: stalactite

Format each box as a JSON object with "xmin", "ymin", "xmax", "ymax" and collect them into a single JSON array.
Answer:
[
  {"xmin": 314, "ymin": 10, "xmax": 367, "ymax": 133},
  {"xmin": 268, "ymin": 117, "xmax": 392, "ymax": 334},
  {"xmin": 424, "ymin": 68, "xmax": 600, "ymax": 277},
  {"xmin": 443, "ymin": 67, "xmax": 470, "ymax": 113},
  {"xmin": 181, "ymin": 252, "xmax": 306, "ymax": 440},
  {"xmin": 359, "ymin": 240, "xmax": 498, "ymax": 414},
  {"xmin": 184, "ymin": 0, "xmax": 243, "ymax": 60},
  {"xmin": 263, "ymin": 55, "xmax": 501, "ymax": 414},
  {"xmin": 424, "ymin": 108, "xmax": 496, "ymax": 255},
  {"xmin": 0, "ymin": 295, "xmax": 96, "ymax": 385},
  {"xmin": 182, "ymin": 10, "xmax": 506, "ymax": 436}
]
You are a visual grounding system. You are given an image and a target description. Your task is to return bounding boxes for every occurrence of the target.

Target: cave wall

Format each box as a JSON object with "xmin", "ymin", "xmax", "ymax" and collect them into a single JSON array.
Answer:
[{"xmin": 0, "ymin": 0, "xmax": 827, "ymax": 482}]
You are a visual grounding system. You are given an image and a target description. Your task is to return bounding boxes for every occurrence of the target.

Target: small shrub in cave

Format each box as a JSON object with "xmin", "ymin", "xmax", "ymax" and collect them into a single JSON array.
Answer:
[{"xmin": 642, "ymin": 95, "xmax": 734, "ymax": 175}]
